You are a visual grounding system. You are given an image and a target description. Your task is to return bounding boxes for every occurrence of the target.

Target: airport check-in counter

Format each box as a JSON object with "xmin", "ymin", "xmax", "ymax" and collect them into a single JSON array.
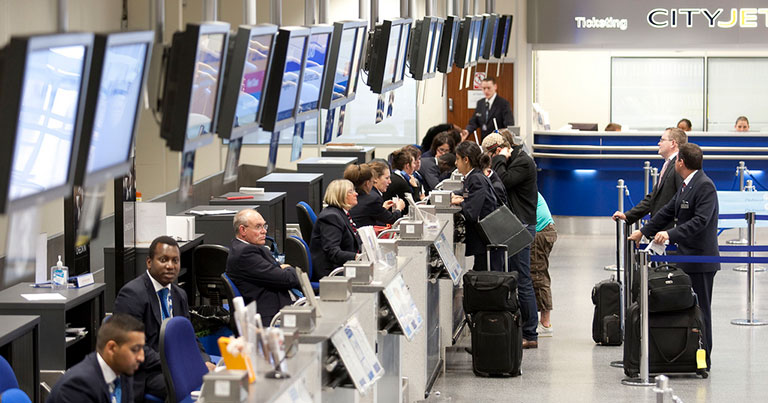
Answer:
[
  {"xmin": 255, "ymin": 173, "xmax": 323, "ymax": 223},
  {"xmin": 320, "ymin": 146, "xmax": 376, "ymax": 164},
  {"xmin": 296, "ymin": 157, "xmax": 358, "ymax": 196},
  {"xmin": 177, "ymin": 205, "xmax": 259, "ymax": 247},
  {"xmin": 211, "ymin": 192, "xmax": 287, "ymax": 248}
]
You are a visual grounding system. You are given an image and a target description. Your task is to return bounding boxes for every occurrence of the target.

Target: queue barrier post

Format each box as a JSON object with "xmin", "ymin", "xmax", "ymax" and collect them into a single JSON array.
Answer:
[
  {"xmin": 606, "ymin": 179, "xmax": 626, "ymax": 271},
  {"xmin": 728, "ymin": 162, "xmax": 748, "ymax": 245},
  {"xmin": 622, "ymin": 249, "xmax": 654, "ymax": 387},
  {"xmin": 732, "ymin": 183, "xmax": 766, "ymax": 272},
  {"xmin": 731, "ymin": 212, "xmax": 768, "ymax": 326}
]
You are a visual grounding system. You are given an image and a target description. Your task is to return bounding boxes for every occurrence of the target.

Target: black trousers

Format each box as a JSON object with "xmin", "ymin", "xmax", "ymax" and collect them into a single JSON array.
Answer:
[{"xmin": 687, "ymin": 270, "xmax": 716, "ymax": 368}]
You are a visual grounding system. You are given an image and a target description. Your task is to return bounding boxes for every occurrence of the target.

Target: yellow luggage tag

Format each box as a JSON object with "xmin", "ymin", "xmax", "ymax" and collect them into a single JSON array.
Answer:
[
  {"xmin": 218, "ymin": 336, "xmax": 256, "ymax": 383},
  {"xmin": 696, "ymin": 335, "xmax": 707, "ymax": 370}
]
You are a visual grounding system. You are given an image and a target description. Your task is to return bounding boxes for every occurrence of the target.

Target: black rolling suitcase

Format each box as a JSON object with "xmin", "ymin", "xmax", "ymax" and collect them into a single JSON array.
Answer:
[
  {"xmin": 623, "ymin": 302, "xmax": 708, "ymax": 378},
  {"xmin": 464, "ymin": 245, "xmax": 523, "ymax": 377},
  {"xmin": 591, "ymin": 276, "xmax": 622, "ymax": 345}
]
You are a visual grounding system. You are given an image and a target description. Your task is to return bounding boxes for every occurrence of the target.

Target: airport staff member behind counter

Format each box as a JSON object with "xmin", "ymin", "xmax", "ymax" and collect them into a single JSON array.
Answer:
[
  {"xmin": 462, "ymin": 77, "xmax": 514, "ymax": 141},
  {"xmin": 226, "ymin": 209, "xmax": 302, "ymax": 326},
  {"xmin": 310, "ymin": 179, "xmax": 363, "ymax": 281},
  {"xmin": 348, "ymin": 161, "xmax": 406, "ymax": 228}
]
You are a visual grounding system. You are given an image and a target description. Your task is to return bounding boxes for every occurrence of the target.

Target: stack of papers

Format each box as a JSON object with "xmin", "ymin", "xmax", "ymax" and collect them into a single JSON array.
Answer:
[
  {"xmin": 21, "ymin": 293, "xmax": 66, "ymax": 301},
  {"xmin": 187, "ymin": 209, "xmax": 237, "ymax": 216}
]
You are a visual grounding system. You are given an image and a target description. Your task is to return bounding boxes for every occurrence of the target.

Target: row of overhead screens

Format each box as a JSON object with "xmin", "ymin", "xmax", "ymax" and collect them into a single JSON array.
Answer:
[{"xmin": 0, "ymin": 13, "xmax": 512, "ymax": 215}]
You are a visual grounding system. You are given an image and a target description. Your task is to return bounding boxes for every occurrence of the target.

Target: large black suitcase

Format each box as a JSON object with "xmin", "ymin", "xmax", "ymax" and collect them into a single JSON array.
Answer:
[
  {"xmin": 468, "ymin": 310, "xmax": 523, "ymax": 377},
  {"xmin": 623, "ymin": 302, "xmax": 708, "ymax": 378},
  {"xmin": 591, "ymin": 276, "xmax": 621, "ymax": 345}
]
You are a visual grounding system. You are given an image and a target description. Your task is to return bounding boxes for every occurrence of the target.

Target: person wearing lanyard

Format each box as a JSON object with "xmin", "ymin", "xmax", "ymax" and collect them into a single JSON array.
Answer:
[
  {"xmin": 383, "ymin": 148, "xmax": 418, "ymax": 213},
  {"xmin": 47, "ymin": 314, "xmax": 145, "ymax": 403},
  {"xmin": 350, "ymin": 160, "xmax": 406, "ymax": 227},
  {"xmin": 113, "ymin": 236, "xmax": 215, "ymax": 402}
]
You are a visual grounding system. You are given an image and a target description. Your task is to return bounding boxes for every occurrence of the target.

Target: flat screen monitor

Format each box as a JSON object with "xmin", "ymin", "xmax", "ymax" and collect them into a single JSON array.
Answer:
[
  {"xmin": 0, "ymin": 32, "xmax": 93, "ymax": 213},
  {"xmin": 494, "ymin": 15, "xmax": 513, "ymax": 58},
  {"xmin": 320, "ymin": 20, "xmax": 368, "ymax": 110},
  {"xmin": 480, "ymin": 14, "xmax": 499, "ymax": 60},
  {"xmin": 217, "ymin": 24, "xmax": 278, "ymax": 140},
  {"xmin": 295, "ymin": 25, "xmax": 333, "ymax": 124},
  {"xmin": 468, "ymin": 16, "xmax": 483, "ymax": 65},
  {"xmin": 160, "ymin": 22, "xmax": 230, "ymax": 152},
  {"xmin": 454, "ymin": 16, "xmax": 480, "ymax": 69},
  {"xmin": 76, "ymin": 30, "xmax": 154, "ymax": 188},
  {"xmin": 427, "ymin": 18, "xmax": 444, "ymax": 75},
  {"xmin": 569, "ymin": 122, "xmax": 599, "ymax": 131},
  {"xmin": 437, "ymin": 16, "xmax": 460, "ymax": 73},
  {"xmin": 367, "ymin": 18, "xmax": 412, "ymax": 94},
  {"xmin": 408, "ymin": 17, "xmax": 443, "ymax": 81},
  {"xmin": 260, "ymin": 26, "xmax": 311, "ymax": 132}
]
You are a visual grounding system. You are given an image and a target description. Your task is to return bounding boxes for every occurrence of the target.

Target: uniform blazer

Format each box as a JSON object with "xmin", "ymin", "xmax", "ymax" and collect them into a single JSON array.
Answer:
[
  {"xmin": 625, "ymin": 155, "xmax": 683, "ymax": 227},
  {"xmin": 47, "ymin": 353, "xmax": 133, "ymax": 403},
  {"xmin": 491, "ymin": 146, "xmax": 538, "ymax": 226},
  {"xmin": 418, "ymin": 156, "xmax": 442, "ymax": 192},
  {"xmin": 641, "ymin": 170, "xmax": 720, "ymax": 273},
  {"xmin": 349, "ymin": 189, "xmax": 403, "ymax": 228},
  {"xmin": 309, "ymin": 205, "xmax": 363, "ymax": 281},
  {"xmin": 225, "ymin": 239, "xmax": 300, "ymax": 322},
  {"xmin": 460, "ymin": 169, "xmax": 499, "ymax": 256},
  {"xmin": 382, "ymin": 172, "xmax": 416, "ymax": 214},
  {"xmin": 466, "ymin": 95, "xmax": 514, "ymax": 139}
]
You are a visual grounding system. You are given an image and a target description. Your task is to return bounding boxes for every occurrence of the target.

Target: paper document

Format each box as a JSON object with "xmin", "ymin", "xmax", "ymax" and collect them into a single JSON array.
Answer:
[
  {"xmin": 22, "ymin": 293, "xmax": 66, "ymax": 301},
  {"xmin": 187, "ymin": 209, "xmax": 237, "ymax": 216},
  {"xmin": 644, "ymin": 241, "xmax": 667, "ymax": 255}
]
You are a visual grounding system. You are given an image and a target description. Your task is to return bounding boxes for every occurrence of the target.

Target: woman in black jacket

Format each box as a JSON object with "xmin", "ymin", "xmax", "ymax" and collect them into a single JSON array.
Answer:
[
  {"xmin": 309, "ymin": 179, "xmax": 363, "ymax": 281},
  {"xmin": 382, "ymin": 148, "xmax": 419, "ymax": 211},
  {"xmin": 350, "ymin": 160, "xmax": 406, "ymax": 227},
  {"xmin": 419, "ymin": 132, "xmax": 456, "ymax": 191},
  {"xmin": 451, "ymin": 141, "xmax": 501, "ymax": 271}
]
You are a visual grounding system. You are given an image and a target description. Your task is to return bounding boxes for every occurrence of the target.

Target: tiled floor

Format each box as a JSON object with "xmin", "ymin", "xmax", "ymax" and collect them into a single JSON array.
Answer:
[{"xmin": 430, "ymin": 229, "xmax": 768, "ymax": 402}]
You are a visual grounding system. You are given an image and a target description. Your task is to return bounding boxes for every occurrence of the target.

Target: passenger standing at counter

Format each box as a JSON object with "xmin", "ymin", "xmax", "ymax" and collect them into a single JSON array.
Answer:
[
  {"xmin": 226, "ymin": 209, "xmax": 301, "ymax": 326},
  {"xmin": 419, "ymin": 132, "xmax": 456, "ymax": 191},
  {"xmin": 735, "ymin": 116, "xmax": 750, "ymax": 132},
  {"xmin": 450, "ymin": 142, "xmax": 502, "ymax": 271},
  {"xmin": 310, "ymin": 179, "xmax": 363, "ymax": 281},
  {"xmin": 350, "ymin": 161, "xmax": 406, "ymax": 227},
  {"xmin": 678, "ymin": 118, "xmax": 692, "ymax": 132},
  {"xmin": 462, "ymin": 77, "xmax": 514, "ymax": 142},
  {"xmin": 628, "ymin": 143, "xmax": 719, "ymax": 369},
  {"xmin": 383, "ymin": 149, "xmax": 419, "ymax": 212},
  {"xmin": 612, "ymin": 128, "xmax": 686, "ymax": 228},
  {"xmin": 531, "ymin": 193, "xmax": 557, "ymax": 336},
  {"xmin": 487, "ymin": 132, "xmax": 540, "ymax": 349}
]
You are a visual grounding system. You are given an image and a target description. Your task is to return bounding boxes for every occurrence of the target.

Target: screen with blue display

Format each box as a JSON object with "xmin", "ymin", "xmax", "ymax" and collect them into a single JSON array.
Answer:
[
  {"xmin": 383, "ymin": 25, "xmax": 402, "ymax": 86},
  {"xmin": 277, "ymin": 36, "xmax": 307, "ymax": 121},
  {"xmin": 332, "ymin": 27, "xmax": 358, "ymax": 101},
  {"xmin": 188, "ymin": 33, "xmax": 225, "ymax": 140},
  {"xmin": 470, "ymin": 18, "xmax": 482, "ymax": 63},
  {"xmin": 427, "ymin": 20, "xmax": 443, "ymax": 74},
  {"xmin": 394, "ymin": 24, "xmax": 411, "ymax": 83},
  {"xmin": 478, "ymin": 17, "xmax": 489, "ymax": 59},
  {"xmin": 86, "ymin": 42, "xmax": 147, "ymax": 175},
  {"xmin": 10, "ymin": 45, "xmax": 86, "ymax": 201},
  {"xmin": 234, "ymin": 34, "xmax": 273, "ymax": 128},
  {"xmin": 298, "ymin": 32, "xmax": 330, "ymax": 114}
]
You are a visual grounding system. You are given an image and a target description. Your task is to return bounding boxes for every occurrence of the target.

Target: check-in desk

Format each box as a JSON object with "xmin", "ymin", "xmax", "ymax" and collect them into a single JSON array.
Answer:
[
  {"xmin": 321, "ymin": 146, "xmax": 376, "ymax": 164},
  {"xmin": 432, "ymin": 206, "xmax": 467, "ymax": 355},
  {"xmin": 211, "ymin": 192, "xmax": 286, "ymax": 248},
  {"xmin": 178, "ymin": 205, "xmax": 258, "ymax": 247},
  {"xmin": 248, "ymin": 350, "xmax": 321, "ymax": 403},
  {"xmin": 255, "ymin": 173, "xmax": 323, "ymax": 223},
  {"xmin": 0, "ymin": 315, "xmax": 40, "ymax": 402},
  {"xmin": 390, "ymin": 221, "xmax": 449, "ymax": 402},
  {"xmin": 297, "ymin": 157, "xmax": 358, "ymax": 195},
  {"xmin": 0, "ymin": 283, "xmax": 104, "ymax": 371}
]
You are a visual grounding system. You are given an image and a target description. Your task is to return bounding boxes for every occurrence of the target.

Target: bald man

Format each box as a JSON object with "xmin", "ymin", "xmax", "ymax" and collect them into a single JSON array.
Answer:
[{"xmin": 225, "ymin": 210, "xmax": 301, "ymax": 326}]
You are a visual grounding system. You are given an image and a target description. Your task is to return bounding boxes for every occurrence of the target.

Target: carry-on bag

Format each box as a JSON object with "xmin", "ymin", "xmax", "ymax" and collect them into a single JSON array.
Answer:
[
  {"xmin": 463, "ymin": 246, "xmax": 518, "ymax": 314},
  {"xmin": 468, "ymin": 310, "xmax": 523, "ymax": 377},
  {"xmin": 591, "ymin": 276, "xmax": 622, "ymax": 345},
  {"xmin": 646, "ymin": 265, "xmax": 696, "ymax": 313}
]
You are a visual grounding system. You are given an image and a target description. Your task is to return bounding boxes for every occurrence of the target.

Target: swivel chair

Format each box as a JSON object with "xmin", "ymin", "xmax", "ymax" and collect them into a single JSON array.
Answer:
[
  {"xmin": 159, "ymin": 317, "xmax": 209, "ymax": 403},
  {"xmin": 193, "ymin": 245, "xmax": 230, "ymax": 307},
  {"xmin": 284, "ymin": 235, "xmax": 319, "ymax": 292},
  {"xmin": 296, "ymin": 201, "xmax": 317, "ymax": 241}
]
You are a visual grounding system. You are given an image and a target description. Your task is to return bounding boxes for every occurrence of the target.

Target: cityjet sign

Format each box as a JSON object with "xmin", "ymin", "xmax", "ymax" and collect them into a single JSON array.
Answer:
[
  {"xmin": 648, "ymin": 8, "xmax": 768, "ymax": 28},
  {"xmin": 574, "ymin": 16, "xmax": 629, "ymax": 31}
]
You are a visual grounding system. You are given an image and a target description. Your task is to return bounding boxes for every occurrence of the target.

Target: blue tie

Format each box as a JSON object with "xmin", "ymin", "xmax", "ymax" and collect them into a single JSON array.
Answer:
[
  {"xmin": 111, "ymin": 378, "xmax": 121, "ymax": 403},
  {"xmin": 158, "ymin": 288, "xmax": 170, "ymax": 320}
]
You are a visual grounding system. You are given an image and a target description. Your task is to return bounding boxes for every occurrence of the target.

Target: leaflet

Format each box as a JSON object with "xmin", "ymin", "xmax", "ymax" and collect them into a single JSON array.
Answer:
[
  {"xmin": 382, "ymin": 274, "xmax": 424, "ymax": 341},
  {"xmin": 330, "ymin": 317, "xmax": 383, "ymax": 394},
  {"xmin": 433, "ymin": 233, "xmax": 463, "ymax": 285}
]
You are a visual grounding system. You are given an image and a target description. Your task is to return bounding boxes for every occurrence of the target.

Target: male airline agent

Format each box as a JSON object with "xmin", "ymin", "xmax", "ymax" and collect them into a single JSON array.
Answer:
[
  {"xmin": 47, "ymin": 314, "xmax": 145, "ymax": 403},
  {"xmin": 613, "ymin": 128, "xmax": 686, "ymax": 228},
  {"xmin": 463, "ymin": 77, "xmax": 514, "ymax": 141},
  {"xmin": 629, "ymin": 143, "xmax": 719, "ymax": 369}
]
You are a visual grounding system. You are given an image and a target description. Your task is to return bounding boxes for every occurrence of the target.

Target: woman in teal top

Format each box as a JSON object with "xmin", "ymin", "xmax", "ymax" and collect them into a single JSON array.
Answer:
[{"xmin": 532, "ymin": 193, "xmax": 557, "ymax": 335}]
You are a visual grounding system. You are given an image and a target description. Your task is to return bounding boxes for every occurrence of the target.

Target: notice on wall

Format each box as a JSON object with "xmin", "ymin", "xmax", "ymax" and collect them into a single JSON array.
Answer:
[
  {"xmin": 467, "ymin": 90, "xmax": 485, "ymax": 108},
  {"xmin": 473, "ymin": 72, "xmax": 486, "ymax": 89}
]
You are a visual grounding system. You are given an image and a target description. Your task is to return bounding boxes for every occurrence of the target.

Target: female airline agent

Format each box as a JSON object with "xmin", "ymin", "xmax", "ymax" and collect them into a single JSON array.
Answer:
[
  {"xmin": 383, "ymin": 148, "xmax": 419, "ymax": 212},
  {"xmin": 419, "ymin": 132, "xmax": 457, "ymax": 191},
  {"xmin": 451, "ymin": 141, "xmax": 501, "ymax": 271},
  {"xmin": 350, "ymin": 160, "xmax": 406, "ymax": 227},
  {"xmin": 309, "ymin": 179, "xmax": 363, "ymax": 281}
]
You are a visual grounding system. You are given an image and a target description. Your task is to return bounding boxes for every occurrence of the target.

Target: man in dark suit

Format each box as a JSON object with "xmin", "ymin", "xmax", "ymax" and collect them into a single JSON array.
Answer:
[
  {"xmin": 113, "ymin": 236, "xmax": 214, "ymax": 401},
  {"xmin": 629, "ymin": 143, "xmax": 719, "ymax": 368},
  {"xmin": 613, "ymin": 128, "xmax": 686, "ymax": 227},
  {"xmin": 47, "ymin": 314, "xmax": 144, "ymax": 403},
  {"xmin": 226, "ymin": 209, "xmax": 301, "ymax": 326},
  {"xmin": 463, "ymin": 77, "xmax": 514, "ymax": 141}
]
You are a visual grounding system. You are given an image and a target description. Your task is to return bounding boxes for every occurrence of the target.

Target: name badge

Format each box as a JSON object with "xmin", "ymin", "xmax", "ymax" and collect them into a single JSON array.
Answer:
[
  {"xmin": 482, "ymin": 124, "xmax": 487, "ymax": 131},
  {"xmin": 680, "ymin": 200, "xmax": 690, "ymax": 209}
]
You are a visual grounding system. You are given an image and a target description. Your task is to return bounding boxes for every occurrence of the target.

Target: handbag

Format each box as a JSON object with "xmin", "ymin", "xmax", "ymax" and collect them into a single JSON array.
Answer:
[{"xmin": 478, "ymin": 204, "xmax": 533, "ymax": 256}]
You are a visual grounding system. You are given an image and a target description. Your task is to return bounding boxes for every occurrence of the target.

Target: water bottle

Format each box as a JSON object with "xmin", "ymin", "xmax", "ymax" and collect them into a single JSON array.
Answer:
[{"xmin": 51, "ymin": 255, "xmax": 68, "ymax": 291}]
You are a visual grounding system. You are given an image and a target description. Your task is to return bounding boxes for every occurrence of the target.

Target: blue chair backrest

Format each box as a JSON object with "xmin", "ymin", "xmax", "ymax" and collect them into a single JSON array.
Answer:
[
  {"xmin": 221, "ymin": 273, "xmax": 241, "ymax": 298},
  {"xmin": 297, "ymin": 202, "xmax": 317, "ymax": 223},
  {"xmin": 0, "ymin": 388, "xmax": 30, "ymax": 403},
  {"xmin": 289, "ymin": 235, "xmax": 313, "ymax": 280},
  {"xmin": 159, "ymin": 317, "xmax": 209, "ymax": 403},
  {"xmin": 0, "ymin": 355, "xmax": 19, "ymax": 393}
]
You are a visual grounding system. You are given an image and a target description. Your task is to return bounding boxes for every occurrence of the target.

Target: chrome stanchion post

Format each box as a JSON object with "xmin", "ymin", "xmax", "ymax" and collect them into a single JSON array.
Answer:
[
  {"xmin": 733, "ymin": 180, "xmax": 766, "ymax": 272},
  {"xmin": 610, "ymin": 221, "xmax": 631, "ymax": 369},
  {"xmin": 623, "ymin": 249, "xmax": 654, "ymax": 386},
  {"xmin": 728, "ymin": 162, "xmax": 748, "ymax": 245},
  {"xmin": 731, "ymin": 212, "xmax": 768, "ymax": 326},
  {"xmin": 650, "ymin": 167, "xmax": 659, "ymax": 189},
  {"xmin": 643, "ymin": 161, "xmax": 651, "ymax": 196},
  {"xmin": 606, "ymin": 179, "xmax": 625, "ymax": 271}
]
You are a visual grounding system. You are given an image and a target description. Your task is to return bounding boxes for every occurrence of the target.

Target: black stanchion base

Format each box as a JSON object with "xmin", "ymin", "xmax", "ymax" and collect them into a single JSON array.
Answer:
[
  {"xmin": 621, "ymin": 377, "xmax": 655, "ymax": 387},
  {"xmin": 609, "ymin": 360, "xmax": 623, "ymax": 368}
]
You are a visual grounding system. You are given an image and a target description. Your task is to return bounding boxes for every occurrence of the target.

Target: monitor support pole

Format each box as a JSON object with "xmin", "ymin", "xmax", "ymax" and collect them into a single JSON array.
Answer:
[
  {"xmin": 359, "ymin": 0, "xmax": 367, "ymax": 20},
  {"xmin": 371, "ymin": 0, "xmax": 379, "ymax": 26},
  {"xmin": 426, "ymin": 0, "xmax": 435, "ymax": 16},
  {"xmin": 462, "ymin": 0, "xmax": 470, "ymax": 18},
  {"xmin": 244, "ymin": 0, "xmax": 257, "ymax": 24},
  {"xmin": 153, "ymin": 0, "xmax": 165, "ymax": 44},
  {"xmin": 271, "ymin": 0, "xmax": 282, "ymax": 26},
  {"xmin": 203, "ymin": 0, "xmax": 218, "ymax": 21},
  {"xmin": 57, "ymin": 0, "xmax": 68, "ymax": 32},
  {"xmin": 306, "ymin": 0, "xmax": 317, "ymax": 25}
]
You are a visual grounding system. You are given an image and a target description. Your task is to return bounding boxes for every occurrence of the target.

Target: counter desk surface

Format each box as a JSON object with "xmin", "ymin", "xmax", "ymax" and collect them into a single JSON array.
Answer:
[
  {"xmin": 350, "ymin": 257, "xmax": 410, "ymax": 294},
  {"xmin": 244, "ymin": 350, "xmax": 318, "ymax": 403},
  {"xmin": 296, "ymin": 293, "xmax": 375, "ymax": 344},
  {"xmin": 396, "ymin": 220, "xmax": 448, "ymax": 247}
]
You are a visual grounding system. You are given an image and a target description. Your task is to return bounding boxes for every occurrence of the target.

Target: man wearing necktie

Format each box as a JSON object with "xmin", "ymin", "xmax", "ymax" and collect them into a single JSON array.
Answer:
[
  {"xmin": 629, "ymin": 143, "xmax": 720, "ymax": 370},
  {"xmin": 463, "ymin": 77, "xmax": 515, "ymax": 142},
  {"xmin": 114, "ymin": 236, "xmax": 215, "ymax": 402},
  {"xmin": 47, "ymin": 314, "xmax": 145, "ymax": 403},
  {"xmin": 613, "ymin": 128, "xmax": 687, "ymax": 229}
]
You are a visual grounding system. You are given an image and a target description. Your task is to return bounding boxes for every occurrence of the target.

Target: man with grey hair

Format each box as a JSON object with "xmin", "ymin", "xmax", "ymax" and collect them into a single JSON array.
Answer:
[{"xmin": 225, "ymin": 209, "xmax": 301, "ymax": 326}]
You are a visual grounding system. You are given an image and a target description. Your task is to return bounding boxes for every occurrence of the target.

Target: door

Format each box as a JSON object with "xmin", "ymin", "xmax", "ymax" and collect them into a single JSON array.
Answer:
[{"xmin": 446, "ymin": 63, "xmax": 514, "ymax": 139}]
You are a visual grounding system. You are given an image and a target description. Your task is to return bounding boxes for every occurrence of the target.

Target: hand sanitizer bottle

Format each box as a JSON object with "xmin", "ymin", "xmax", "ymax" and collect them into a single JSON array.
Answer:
[{"xmin": 51, "ymin": 256, "xmax": 68, "ymax": 291}]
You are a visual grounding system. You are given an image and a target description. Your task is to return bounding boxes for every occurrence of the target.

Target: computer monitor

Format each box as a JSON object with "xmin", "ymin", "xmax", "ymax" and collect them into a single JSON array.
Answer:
[
  {"xmin": 367, "ymin": 18, "xmax": 412, "ymax": 94},
  {"xmin": 437, "ymin": 16, "xmax": 460, "ymax": 73},
  {"xmin": 409, "ymin": 17, "xmax": 443, "ymax": 81},
  {"xmin": 217, "ymin": 24, "xmax": 278, "ymax": 140},
  {"xmin": 295, "ymin": 25, "xmax": 333, "ymax": 124},
  {"xmin": 426, "ymin": 18, "xmax": 444, "ymax": 76},
  {"xmin": 320, "ymin": 20, "xmax": 368, "ymax": 110},
  {"xmin": 0, "ymin": 32, "xmax": 94, "ymax": 214},
  {"xmin": 494, "ymin": 15, "xmax": 513, "ymax": 58},
  {"xmin": 160, "ymin": 22, "xmax": 230, "ymax": 152},
  {"xmin": 468, "ymin": 16, "xmax": 483, "ymax": 65},
  {"xmin": 569, "ymin": 122, "xmax": 599, "ymax": 131},
  {"xmin": 454, "ymin": 16, "xmax": 480, "ymax": 69},
  {"xmin": 480, "ymin": 14, "xmax": 499, "ymax": 60},
  {"xmin": 260, "ymin": 26, "xmax": 311, "ymax": 133},
  {"xmin": 75, "ymin": 30, "xmax": 154, "ymax": 188}
]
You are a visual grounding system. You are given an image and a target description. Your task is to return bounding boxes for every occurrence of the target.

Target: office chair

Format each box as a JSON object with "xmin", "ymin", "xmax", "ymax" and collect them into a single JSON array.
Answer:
[
  {"xmin": 0, "ymin": 388, "xmax": 31, "ymax": 403},
  {"xmin": 0, "ymin": 355, "xmax": 19, "ymax": 394},
  {"xmin": 296, "ymin": 201, "xmax": 317, "ymax": 241},
  {"xmin": 193, "ymin": 245, "xmax": 230, "ymax": 307},
  {"xmin": 284, "ymin": 235, "xmax": 319, "ymax": 292},
  {"xmin": 159, "ymin": 317, "xmax": 209, "ymax": 403},
  {"xmin": 220, "ymin": 273, "xmax": 242, "ymax": 336}
]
